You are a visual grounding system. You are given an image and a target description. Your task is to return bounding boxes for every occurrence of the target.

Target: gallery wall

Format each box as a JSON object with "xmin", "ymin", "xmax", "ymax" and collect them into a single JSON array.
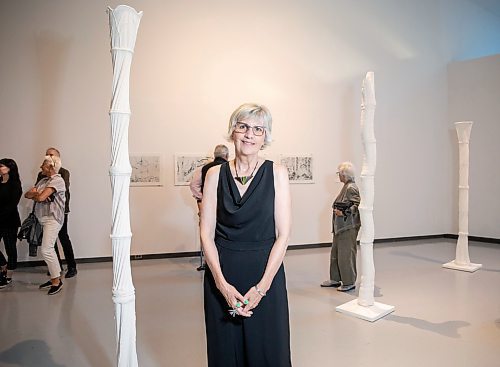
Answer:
[
  {"xmin": 448, "ymin": 55, "xmax": 500, "ymax": 239},
  {"xmin": 1, "ymin": 0, "xmax": 499, "ymax": 262}
]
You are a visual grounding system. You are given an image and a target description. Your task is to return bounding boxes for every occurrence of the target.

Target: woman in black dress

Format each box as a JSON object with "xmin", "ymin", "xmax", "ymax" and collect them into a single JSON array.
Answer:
[{"xmin": 200, "ymin": 103, "xmax": 292, "ymax": 367}]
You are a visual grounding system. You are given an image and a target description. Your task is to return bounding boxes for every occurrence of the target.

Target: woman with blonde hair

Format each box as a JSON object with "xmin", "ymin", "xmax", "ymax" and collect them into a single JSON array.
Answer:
[{"xmin": 25, "ymin": 155, "xmax": 66, "ymax": 295}]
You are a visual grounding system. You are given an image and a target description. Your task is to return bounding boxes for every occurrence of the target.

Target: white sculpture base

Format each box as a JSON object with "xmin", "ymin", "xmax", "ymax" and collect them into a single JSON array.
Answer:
[
  {"xmin": 442, "ymin": 260, "xmax": 482, "ymax": 272},
  {"xmin": 336, "ymin": 299, "xmax": 395, "ymax": 322}
]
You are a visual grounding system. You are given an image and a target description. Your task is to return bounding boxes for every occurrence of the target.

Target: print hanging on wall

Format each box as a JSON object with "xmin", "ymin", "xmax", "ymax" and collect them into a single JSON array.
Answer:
[
  {"xmin": 280, "ymin": 155, "xmax": 314, "ymax": 184},
  {"xmin": 130, "ymin": 154, "xmax": 162, "ymax": 186},
  {"xmin": 174, "ymin": 154, "xmax": 211, "ymax": 186}
]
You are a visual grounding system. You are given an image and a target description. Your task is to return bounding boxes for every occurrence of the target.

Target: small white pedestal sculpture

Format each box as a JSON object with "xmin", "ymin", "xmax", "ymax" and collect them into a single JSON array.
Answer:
[
  {"xmin": 443, "ymin": 121, "xmax": 482, "ymax": 272},
  {"xmin": 336, "ymin": 72, "xmax": 395, "ymax": 322},
  {"xmin": 107, "ymin": 5, "xmax": 143, "ymax": 366}
]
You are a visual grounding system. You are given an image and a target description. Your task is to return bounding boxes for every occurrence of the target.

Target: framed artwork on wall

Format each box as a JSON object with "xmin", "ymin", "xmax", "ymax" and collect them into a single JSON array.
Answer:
[
  {"xmin": 279, "ymin": 154, "xmax": 314, "ymax": 184},
  {"xmin": 174, "ymin": 154, "xmax": 211, "ymax": 186},
  {"xmin": 130, "ymin": 154, "xmax": 163, "ymax": 186}
]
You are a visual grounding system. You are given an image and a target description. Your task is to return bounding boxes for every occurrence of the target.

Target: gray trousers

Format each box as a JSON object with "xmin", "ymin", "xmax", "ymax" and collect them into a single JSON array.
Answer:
[{"xmin": 329, "ymin": 228, "xmax": 359, "ymax": 286}]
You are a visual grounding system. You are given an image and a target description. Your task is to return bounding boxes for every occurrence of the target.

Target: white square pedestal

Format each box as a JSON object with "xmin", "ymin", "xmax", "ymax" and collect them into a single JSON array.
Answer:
[
  {"xmin": 442, "ymin": 260, "xmax": 482, "ymax": 272},
  {"xmin": 336, "ymin": 299, "xmax": 395, "ymax": 322}
]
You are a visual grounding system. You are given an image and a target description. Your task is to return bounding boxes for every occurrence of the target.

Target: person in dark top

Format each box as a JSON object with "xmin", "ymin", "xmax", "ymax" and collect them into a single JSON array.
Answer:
[
  {"xmin": 190, "ymin": 145, "xmax": 229, "ymax": 270},
  {"xmin": 200, "ymin": 103, "xmax": 292, "ymax": 366},
  {"xmin": 201, "ymin": 145, "xmax": 229, "ymax": 193},
  {"xmin": 0, "ymin": 158, "xmax": 22, "ymax": 289},
  {"xmin": 36, "ymin": 147, "xmax": 77, "ymax": 278}
]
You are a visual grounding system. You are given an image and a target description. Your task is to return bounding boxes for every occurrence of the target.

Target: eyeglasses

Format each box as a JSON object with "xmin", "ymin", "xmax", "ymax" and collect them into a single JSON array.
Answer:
[{"xmin": 234, "ymin": 122, "xmax": 266, "ymax": 136}]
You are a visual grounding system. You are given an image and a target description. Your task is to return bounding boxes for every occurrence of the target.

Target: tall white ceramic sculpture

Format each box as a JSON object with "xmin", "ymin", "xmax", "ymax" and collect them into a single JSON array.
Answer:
[
  {"xmin": 336, "ymin": 72, "xmax": 395, "ymax": 322},
  {"xmin": 107, "ymin": 5, "xmax": 143, "ymax": 366},
  {"xmin": 443, "ymin": 121, "xmax": 482, "ymax": 272}
]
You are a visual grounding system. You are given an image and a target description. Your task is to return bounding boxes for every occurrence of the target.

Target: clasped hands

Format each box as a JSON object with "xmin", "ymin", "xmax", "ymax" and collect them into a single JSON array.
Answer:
[{"xmin": 219, "ymin": 282, "xmax": 264, "ymax": 318}]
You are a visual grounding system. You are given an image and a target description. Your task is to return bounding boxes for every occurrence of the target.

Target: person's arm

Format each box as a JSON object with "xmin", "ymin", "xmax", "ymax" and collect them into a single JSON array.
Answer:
[
  {"xmin": 25, "ymin": 186, "xmax": 55, "ymax": 202},
  {"xmin": 346, "ymin": 184, "xmax": 360, "ymax": 213},
  {"xmin": 200, "ymin": 166, "xmax": 250, "ymax": 316},
  {"xmin": 25, "ymin": 177, "xmax": 62, "ymax": 202},
  {"xmin": 243, "ymin": 163, "xmax": 291, "ymax": 313},
  {"xmin": 189, "ymin": 167, "xmax": 203, "ymax": 202}
]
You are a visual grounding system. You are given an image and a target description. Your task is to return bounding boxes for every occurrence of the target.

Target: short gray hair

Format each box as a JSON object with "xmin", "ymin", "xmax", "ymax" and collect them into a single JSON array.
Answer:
[
  {"xmin": 44, "ymin": 155, "xmax": 62, "ymax": 173},
  {"xmin": 213, "ymin": 144, "xmax": 229, "ymax": 159},
  {"xmin": 338, "ymin": 161, "xmax": 355, "ymax": 181},
  {"xmin": 227, "ymin": 103, "xmax": 273, "ymax": 148},
  {"xmin": 46, "ymin": 147, "xmax": 61, "ymax": 157}
]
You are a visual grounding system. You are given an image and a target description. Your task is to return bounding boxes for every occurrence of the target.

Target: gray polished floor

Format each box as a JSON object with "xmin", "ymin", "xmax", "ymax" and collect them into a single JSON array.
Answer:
[{"xmin": 0, "ymin": 239, "xmax": 499, "ymax": 367}]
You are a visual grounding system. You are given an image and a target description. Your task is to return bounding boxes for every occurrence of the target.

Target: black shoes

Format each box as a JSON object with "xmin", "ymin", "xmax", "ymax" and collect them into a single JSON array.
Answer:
[
  {"xmin": 196, "ymin": 264, "xmax": 206, "ymax": 271},
  {"xmin": 337, "ymin": 284, "xmax": 356, "ymax": 292},
  {"xmin": 321, "ymin": 280, "xmax": 356, "ymax": 291},
  {"xmin": 320, "ymin": 280, "xmax": 342, "ymax": 287},
  {"xmin": 39, "ymin": 280, "xmax": 52, "ymax": 290},
  {"xmin": 39, "ymin": 279, "xmax": 64, "ymax": 294},
  {"xmin": 0, "ymin": 273, "xmax": 7, "ymax": 289},
  {"xmin": 65, "ymin": 268, "xmax": 78, "ymax": 278},
  {"xmin": 47, "ymin": 281, "xmax": 63, "ymax": 295}
]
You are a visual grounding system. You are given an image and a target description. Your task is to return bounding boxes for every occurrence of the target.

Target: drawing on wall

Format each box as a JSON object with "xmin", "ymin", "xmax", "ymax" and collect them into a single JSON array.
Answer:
[
  {"xmin": 130, "ymin": 155, "xmax": 162, "ymax": 186},
  {"xmin": 174, "ymin": 154, "xmax": 211, "ymax": 186},
  {"xmin": 280, "ymin": 155, "xmax": 314, "ymax": 183}
]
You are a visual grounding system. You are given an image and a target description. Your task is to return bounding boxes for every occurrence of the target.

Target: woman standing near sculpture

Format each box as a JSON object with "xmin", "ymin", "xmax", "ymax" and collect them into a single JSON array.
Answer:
[
  {"xmin": 25, "ymin": 155, "xmax": 66, "ymax": 295},
  {"xmin": 0, "ymin": 158, "xmax": 22, "ymax": 288},
  {"xmin": 321, "ymin": 162, "xmax": 361, "ymax": 292},
  {"xmin": 200, "ymin": 103, "xmax": 292, "ymax": 367}
]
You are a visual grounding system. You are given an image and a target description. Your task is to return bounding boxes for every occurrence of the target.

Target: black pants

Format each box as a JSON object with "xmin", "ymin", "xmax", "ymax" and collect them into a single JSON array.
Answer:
[
  {"xmin": 54, "ymin": 214, "xmax": 76, "ymax": 270},
  {"xmin": 0, "ymin": 227, "xmax": 18, "ymax": 270}
]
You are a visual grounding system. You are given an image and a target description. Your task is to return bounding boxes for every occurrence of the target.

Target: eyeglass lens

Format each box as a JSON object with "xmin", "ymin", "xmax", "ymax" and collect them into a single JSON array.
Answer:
[{"xmin": 235, "ymin": 122, "xmax": 265, "ymax": 136}]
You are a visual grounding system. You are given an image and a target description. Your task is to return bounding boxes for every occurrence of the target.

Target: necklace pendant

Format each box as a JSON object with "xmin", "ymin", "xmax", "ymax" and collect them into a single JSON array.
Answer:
[
  {"xmin": 234, "ymin": 160, "xmax": 259, "ymax": 186},
  {"xmin": 235, "ymin": 175, "xmax": 252, "ymax": 185}
]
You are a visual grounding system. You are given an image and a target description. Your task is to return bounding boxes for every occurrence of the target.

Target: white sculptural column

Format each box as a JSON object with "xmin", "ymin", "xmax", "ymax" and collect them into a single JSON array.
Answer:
[
  {"xmin": 336, "ymin": 72, "xmax": 395, "ymax": 322},
  {"xmin": 107, "ymin": 5, "xmax": 143, "ymax": 366},
  {"xmin": 443, "ymin": 121, "xmax": 482, "ymax": 272}
]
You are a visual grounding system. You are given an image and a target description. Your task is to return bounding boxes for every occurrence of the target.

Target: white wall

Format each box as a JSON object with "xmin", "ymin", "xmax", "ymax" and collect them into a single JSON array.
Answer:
[
  {"xmin": 448, "ymin": 55, "xmax": 500, "ymax": 238},
  {"xmin": 1, "ymin": 0, "xmax": 499, "ymax": 261}
]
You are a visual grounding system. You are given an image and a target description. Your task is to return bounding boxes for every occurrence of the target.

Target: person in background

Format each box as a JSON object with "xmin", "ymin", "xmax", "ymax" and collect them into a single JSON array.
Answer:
[
  {"xmin": 0, "ymin": 158, "xmax": 22, "ymax": 289},
  {"xmin": 321, "ymin": 161, "xmax": 361, "ymax": 292},
  {"xmin": 37, "ymin": 147, "xmax": 77, "ymax": 278},
  {"xmin": 26, "ymin": 155, "xmax": 66, "ymax": 295},
  {"xmin": 189, "ymin": 145, "xmax": 229, "ymax": 271},
  {"xmin": 201, "ymin": 103, "xmax": 292, "ymax": 366}
]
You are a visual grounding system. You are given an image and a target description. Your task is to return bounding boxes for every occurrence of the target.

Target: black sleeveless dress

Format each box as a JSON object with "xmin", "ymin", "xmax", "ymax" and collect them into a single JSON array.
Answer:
[{"xmin": 204, "ymin": 160, "xmax": 292, "ymax": 367}]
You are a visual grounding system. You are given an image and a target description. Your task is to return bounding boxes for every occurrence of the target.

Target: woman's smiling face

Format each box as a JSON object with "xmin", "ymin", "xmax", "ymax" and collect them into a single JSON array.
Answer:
[{"xmin": 232, "ymin": 118, "xmax": 266, "ymax": 155}]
